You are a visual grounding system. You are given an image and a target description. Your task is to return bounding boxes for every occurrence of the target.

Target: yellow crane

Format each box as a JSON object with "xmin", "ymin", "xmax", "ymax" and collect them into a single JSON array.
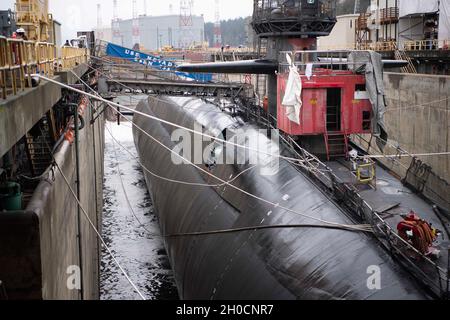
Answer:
[{"xmin": 15, "ymin": 0, "xmax": 52, "ymax": 42}]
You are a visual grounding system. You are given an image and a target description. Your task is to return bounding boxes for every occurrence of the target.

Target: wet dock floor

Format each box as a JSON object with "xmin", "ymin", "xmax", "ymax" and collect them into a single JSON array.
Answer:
[{"xmin": 100, "ymin": 121, "xmax": 179, "ymax": 300}]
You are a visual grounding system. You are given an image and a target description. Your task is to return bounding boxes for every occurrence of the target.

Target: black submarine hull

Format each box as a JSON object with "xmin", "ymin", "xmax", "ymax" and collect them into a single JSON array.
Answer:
[{"xmin": 133, "ymin": 96, "xmax": 429, "ymax": 300}]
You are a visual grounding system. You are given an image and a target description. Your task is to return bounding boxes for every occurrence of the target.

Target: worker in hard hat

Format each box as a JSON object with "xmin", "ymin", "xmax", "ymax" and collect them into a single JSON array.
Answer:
[{"xmin": 15, "ymin": 28, "xmax": 28, "ymax": 40}]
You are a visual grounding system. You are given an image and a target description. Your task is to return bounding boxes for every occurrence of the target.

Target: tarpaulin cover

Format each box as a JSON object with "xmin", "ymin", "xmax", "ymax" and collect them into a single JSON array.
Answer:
[
  {"xmin": 439, "ymin": 0, "xmax": 450, "ymax": 46},
  {"xmin": 348, "ymin": 51, "xmax": 388, "ymax": 150},
  {"xmin": 282, "ymin": 54, "xmax": 302, "ymax": 125},
  {"xmin": 399, "ymin": 0, "xmax": 439, "ymax": 17},
  {"xmin": 105, "ymin": 42, "xmax": 212, "ymax": 82}
]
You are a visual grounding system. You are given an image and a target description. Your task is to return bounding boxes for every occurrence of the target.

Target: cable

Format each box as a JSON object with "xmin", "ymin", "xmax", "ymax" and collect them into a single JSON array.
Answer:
[
  {"xmin": 86, "ymin": 64, "xmax": 333, "ymax": 177},
  {"xmin": 107, "ymin": 124, "xmax": 371, "ymax": 236},
  {"xmin": 53, "ymin": 158, "xmax": 147, "ymax": 300},
  {"xmin": 165, "ymin": 224, "xmax": 372, "ymax": 237},
  {"xmin": 111, "ymin": 124, "xmax": 258, "ymax": 187},
  {"xmin": 367, "ymin": 151, "xmax": 450, "ymax": 159},
  {"xmin": 37, "ymin": 126, "xmax": 147, "ymax": 300},
  {"xmin": 42, "ymin": 72, "xmax": 372, "ymax": 233},
  {"xmin": 62, "ymin": 70, "xmax": 311, "ymax": 166},
  {"xmin": 117, "ymin": 107, "xmax": 373, "ymax": 233},
  {"xmin": 385, "ymin": 97, "xmax": 449, "ymax": 112},
  {"xmin": 109, "ymin": 127, "xmax": 162, "ymax": 238}
]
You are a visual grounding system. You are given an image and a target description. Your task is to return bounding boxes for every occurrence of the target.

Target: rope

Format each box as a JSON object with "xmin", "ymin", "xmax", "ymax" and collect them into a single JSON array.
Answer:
[
  {"xmin": 37, "ymin": 115, "xmax": 147, "ymax": 300},
  {"xmin": 385, "ymin": 97, "xmax": 449, "ymax": 112},
  {"xmin": 41, "ymin": 72, "xmax": 307, "ymax": 166},
  {"xmin": 109, "ymin": 127, "xmax": 161, "ymax": 237},
  {"xmin": 165, "ymin": 224, "xmax": 372, "ymax": 237},
  {"xmin": 367, "ymin": 152, "xmax": 450, "ymax": 159},
  {"xmin": 82, "ymin": 64, "xmax": 334, "ymax": 176},
  {"xmin": 53, "ymin": 160, "xmax": 147, "ymax": 300},
  {"xmin": 78, "ymin": 66, "xmax": 334, "ymax": 177},
  {"xmin": 107, "ymin": 124, "xmax": 371, "ymax": 236},
  {"xmin": 116, "ymin": 107, "xmax": 373, "ymax": 232},
  {"xmin": 54, "ymin": 72, "xmax": 373, "ymax": 233}
]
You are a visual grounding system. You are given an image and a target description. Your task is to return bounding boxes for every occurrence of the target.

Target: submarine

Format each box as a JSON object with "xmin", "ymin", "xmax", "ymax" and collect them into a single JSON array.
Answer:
[
  {"xmin": 132, "ymin": 0, "xmax": 449, "ymax": 299},
  {"xmin": 134, "ymin": 95, "xmax": 432, "ymax": 299}
]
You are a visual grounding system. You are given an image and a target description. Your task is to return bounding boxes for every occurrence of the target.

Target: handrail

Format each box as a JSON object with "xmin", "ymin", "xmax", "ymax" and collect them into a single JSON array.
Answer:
[
  {"xmin": 356, "ymin": 41, "xmax": 397, "ymax": 51},
  {"xmin": 403, "ymin": 40, "xmax": 450, "ymax": 51},
  {"xmin": 0, "ymin": 36, "xmax": 88, "ymax": 100}
]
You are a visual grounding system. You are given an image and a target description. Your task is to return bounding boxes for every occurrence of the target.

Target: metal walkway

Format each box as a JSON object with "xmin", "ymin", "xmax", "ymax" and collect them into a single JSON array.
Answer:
[{"xmin": 104, "ymin": 78, "xmax": 252, "ymax": 98}]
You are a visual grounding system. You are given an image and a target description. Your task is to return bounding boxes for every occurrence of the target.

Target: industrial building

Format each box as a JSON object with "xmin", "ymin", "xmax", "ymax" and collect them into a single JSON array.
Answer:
[
  {"xmin": 318, "ymin": 14, "xmax": 359, "ymax": 49},
  {"xmin": 318, "ymin": 0, "xmax": 450, "ymax": 74},
  {"xmin": 111, "ymin": 14, "xmax": 205, "ymax": 50},
  {"xmin": 354, "ymin": 0, "xmax": 449, "ymax": 50}
]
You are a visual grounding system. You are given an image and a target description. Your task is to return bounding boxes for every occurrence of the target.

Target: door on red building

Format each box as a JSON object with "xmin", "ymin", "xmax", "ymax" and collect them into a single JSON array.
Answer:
[{"xmin": 326, "ymin": 88, "xmax": 342, "ymax": 132}]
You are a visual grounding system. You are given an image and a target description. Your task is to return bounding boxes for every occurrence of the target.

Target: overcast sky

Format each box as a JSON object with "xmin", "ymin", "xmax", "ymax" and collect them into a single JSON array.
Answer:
[{"xmin": 2, "ymin": 0, "xmax": 253, "ymax": 41}]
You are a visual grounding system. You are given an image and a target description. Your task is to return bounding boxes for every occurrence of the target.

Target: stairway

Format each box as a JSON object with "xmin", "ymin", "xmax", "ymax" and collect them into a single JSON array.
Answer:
[
  {"xmin": 25, "ymin": 120, "xmax": 54, "ymax": 177},
  {"xmin": 325, "ymin": 133, "xmax": 349, "ymax": 161},
  {"xmin": 394, "ymin": 45, "xmax": 417, "ymax": 74}
]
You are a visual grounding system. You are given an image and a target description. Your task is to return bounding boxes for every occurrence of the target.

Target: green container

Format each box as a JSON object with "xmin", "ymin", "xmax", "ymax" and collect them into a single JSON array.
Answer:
[{"xmin": 0, "ymin": 182, "xmax": 23, "ymax": 211}]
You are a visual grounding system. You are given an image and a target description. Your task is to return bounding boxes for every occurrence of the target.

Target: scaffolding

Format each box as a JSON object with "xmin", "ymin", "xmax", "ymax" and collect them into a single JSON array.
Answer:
[{"xmin": 15, "ymin": 0, "xmax": 52, "ymax": 42}]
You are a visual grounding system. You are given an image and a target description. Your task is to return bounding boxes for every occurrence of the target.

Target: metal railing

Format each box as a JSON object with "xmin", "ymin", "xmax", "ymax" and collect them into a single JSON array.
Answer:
[
  {"xmin": 356, "ymin": 13, "xmax": 370, "ymax": 30},
  {"xmin": 278, "ymin": 49, "xmax": 368, "ymax": 74},
  {"xmin": 356, "ymin": 41, "xmax": 397, "ymax": 51},
  {"xmin": 403, "ymin": 40, "xmax": 450, "ymax": 51},
  {"xmin": 0, "ymin": 36, "xmax": 88, "ymax": 100},
  {"xmin": 380, "ymin": 7, "xmax": 399, "ymax": 24},
  {"xmin": 253, "ymin": 0, "xmax": 336, "ymax": 21},
  {"xmin": 61, "ymin": 46, "xmax": 88, "ymax": 70}
]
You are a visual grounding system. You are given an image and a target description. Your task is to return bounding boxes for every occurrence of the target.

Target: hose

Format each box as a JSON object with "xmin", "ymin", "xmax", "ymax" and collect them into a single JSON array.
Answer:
[{"xmin": 165, "ymin": 224, "xmax": 372, "ymax": 238}]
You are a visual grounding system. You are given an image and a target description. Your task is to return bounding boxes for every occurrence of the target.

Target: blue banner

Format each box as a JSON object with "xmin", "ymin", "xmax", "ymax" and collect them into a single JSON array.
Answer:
[{"xmin": 105, "ymin": 43, "xmax": 212, "ymax": 83}]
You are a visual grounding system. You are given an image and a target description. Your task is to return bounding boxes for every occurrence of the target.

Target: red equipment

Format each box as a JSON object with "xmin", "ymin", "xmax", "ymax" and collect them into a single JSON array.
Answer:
[
  {"xmin": 276, "ymin": 51, "xmax": 374, "ymax": 159},
  {"xmin": 397, "ymin": 212, "xmax": 437, "ymax": 255}
]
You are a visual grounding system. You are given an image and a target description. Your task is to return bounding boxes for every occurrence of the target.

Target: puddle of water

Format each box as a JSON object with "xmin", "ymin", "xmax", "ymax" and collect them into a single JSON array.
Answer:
[{"xmin": 100, "ymin": 122, "xmax": 179, "ymax": 300}]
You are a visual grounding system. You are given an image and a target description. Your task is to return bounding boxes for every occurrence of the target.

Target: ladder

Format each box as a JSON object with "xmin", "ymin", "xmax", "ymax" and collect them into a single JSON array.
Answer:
[
  {"xmin": 324, "ymin": 102, "xmax": 349, "ymax": 161},
  {"xmin": 324, "ymin": 132, "xmax": 349, "ymax": 161},
  {"xmin": 25, "ymin": 120, "xmax": 53, "ymax": 177},
  {"xmin": 394, "ymin": 44, "xmax": 417, "ymax": 73}
]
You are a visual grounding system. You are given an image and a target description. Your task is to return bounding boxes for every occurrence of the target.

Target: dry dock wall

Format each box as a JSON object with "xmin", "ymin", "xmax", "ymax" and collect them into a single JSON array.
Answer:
[
  {"xmin": 0, "ymin": 65, "xmax": 105, "ymax": 299},
  {"xmin": 0, "ymin": 104, "xmax": 105, "ymax": 300},
  {"xmin": 0, "ymin": 64, "xmax": 89, "ymax": 158},
  {"xmin": 353, "ymin": 72, "xmax": 450, "ymax": 210},
  {"xmin": 29, "ymin": 103, "xmax": 105, "ymax": 300}
]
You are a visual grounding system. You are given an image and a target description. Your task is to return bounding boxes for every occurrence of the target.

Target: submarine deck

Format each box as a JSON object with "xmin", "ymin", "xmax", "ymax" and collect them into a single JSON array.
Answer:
[{"xmin": 326, "ymin": 159, "xmax": 450, "ymax": 283}]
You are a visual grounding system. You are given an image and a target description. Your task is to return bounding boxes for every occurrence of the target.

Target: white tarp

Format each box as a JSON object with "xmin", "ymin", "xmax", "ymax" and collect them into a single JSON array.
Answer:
[
  {"xmin": 399, "ymin": 0, "xmax": 439, "ymax": 17},
  {"xmin": 282, "ymin": 54, "xmax": 302, "ymax": 125},
  {"xmin": 439, "ymin": 0, "xmax": 450, "ymax": 46}
]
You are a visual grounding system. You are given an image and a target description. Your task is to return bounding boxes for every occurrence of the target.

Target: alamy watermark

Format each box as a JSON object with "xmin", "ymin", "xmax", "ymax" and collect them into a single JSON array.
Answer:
[
  {"xmin": 171, "ymin": 124, "xmax": 281, "ymax": 176},
  {"xmin": 367, "ymin": 265, "xmax": 381, "ymax": 290},
  {"xmin": 66, "ymin": 265, "xmax": 81, "ymax": 291}
]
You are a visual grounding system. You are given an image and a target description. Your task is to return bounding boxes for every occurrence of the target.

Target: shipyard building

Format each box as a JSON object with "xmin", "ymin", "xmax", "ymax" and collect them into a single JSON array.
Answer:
[
  {"xmin": 111, "ymin": 14, "xmax": 205, "ymax": 50},
  {"xmin": 318, "ymin": 0, "xmax": 450, "ymax": 74}
]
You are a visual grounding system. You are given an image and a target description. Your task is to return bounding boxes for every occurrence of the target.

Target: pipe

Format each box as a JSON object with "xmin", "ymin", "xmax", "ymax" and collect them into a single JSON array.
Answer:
[{"xmin": 177, "ymin": 59, "xmax": 278, "ymax": 75}]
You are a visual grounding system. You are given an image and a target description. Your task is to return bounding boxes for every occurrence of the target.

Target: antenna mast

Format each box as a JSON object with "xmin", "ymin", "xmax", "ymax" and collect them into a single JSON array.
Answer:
[
  {"xmin": 213, "ymin": 0, "xmax": 222, "ymax": 48},
  {"xmin": 179, "ymin": 0, "xmax": 194, "ymax": 49},
  {"xmin": 132, "ymin": 0, "xmax": 140, "ymax": 48}
]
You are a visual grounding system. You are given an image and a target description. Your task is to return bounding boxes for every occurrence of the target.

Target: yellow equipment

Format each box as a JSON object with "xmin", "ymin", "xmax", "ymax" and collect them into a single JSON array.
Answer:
[
  {"xmin": 356, "ymin": 160, "xmax": 376, "ymax": 184},
  {"xmin": 15, "ymin": 0, "xmax": 52, "ymax": 42}
]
